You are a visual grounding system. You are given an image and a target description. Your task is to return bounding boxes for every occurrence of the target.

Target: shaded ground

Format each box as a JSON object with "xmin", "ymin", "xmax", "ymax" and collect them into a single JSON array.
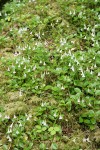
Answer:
[{"xmin": 0, "ymin": 0, "xmax": 100, "ymax": 149}]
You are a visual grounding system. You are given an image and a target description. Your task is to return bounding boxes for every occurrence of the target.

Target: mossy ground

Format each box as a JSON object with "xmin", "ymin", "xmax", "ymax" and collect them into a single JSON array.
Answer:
[{"xmin": 0, "ymin": 0, "xmax": 100, "ymax": 149}]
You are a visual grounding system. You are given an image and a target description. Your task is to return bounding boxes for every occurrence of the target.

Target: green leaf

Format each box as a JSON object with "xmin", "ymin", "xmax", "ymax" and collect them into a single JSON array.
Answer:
[
  {"xmin": 79, "ymin": 117, "xmax": 83, "ymax": 123},
  {"xmin": 90, "ymin": 125, "xmax": 95, "ymax": 130},
  {"xmin": 48, "ymin": 115, "xmax": 55, "ymax": 120},
  {"xmin": 51, "ymin": 143, "xmax": 58, "ymax": 150},
  {"xmin": 95, "ymin": 90, "xmax": 100, "ymax": 96},
  {"xmin": 48, "ymin": 127, "xmax": 54, "ymax": 132},
  {"xmin": 66, "ymin": 101, "xmax": 71, "ymax": 111},
  {"xmin": 91, "ymin": 118, "xmax": 96, "ymax": 124},
  {"xmin": 36, "ymin": 129, "xmax": 41, "ymax": 133},
  {"xmin": 74, "ymin": 88, "xmax": 81, "ymax": 93},
  {"xmin": 54, "ymin": 126, "xmax": 60, "ymax": 132},
  {"xmin": 36, "ymin": 125, "xmax": 41, "ymax": 129},
  {"xmin": 39, "ymin": 143, "xmax": 46, "ymax": 150},
  {"xmin": 50, "ymin": 130, "xmax": 56, "ymax": 135},
  {"xmin": 3, "ymin": 145, "xmax": 8, "ymax": 150},
  {"xmin": 45, "ymin": 85, "xmax": 52, "ymax": 90},
  {"xmin": 42, "ymin": 127, "xmax": 47, "ymax": 131},
  {"xmin": 52, "ymin": 87, "xmax": 60, "ymax": 92},
  {"xmin": 88, "ymin": 110, "xmax": 95, "ymax": 117},
  {"xmin": 96, "ymin": 110, "xmax": 100, "ymax": 117},
  {"xmin": 84, "ymin": 119, "xmax": 90, "ymax": 124},
  {"xmin": 81, "ymin": 113, "xmax": 87, "ymax": 117}
]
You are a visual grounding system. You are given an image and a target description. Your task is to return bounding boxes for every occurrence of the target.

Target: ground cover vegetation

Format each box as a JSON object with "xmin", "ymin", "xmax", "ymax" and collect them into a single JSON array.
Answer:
[{"xmin": 0, "ymin": 0, "xmax": 100, "ymax": 149}]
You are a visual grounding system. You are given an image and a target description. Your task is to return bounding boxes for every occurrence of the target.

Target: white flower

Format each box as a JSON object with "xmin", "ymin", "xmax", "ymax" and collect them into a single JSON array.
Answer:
[
  {"xmin": 61, "ymin": 86, "xmax": 65, "ymax": 90},
  {"xmin": 72, "ymin": 138, "xmax": 76, "ymax": 143},
  {"xmin": 87, "ymin": 27, "xmax": 89, "ymax": 31},
  {"xmin": 81, "ymin": 72, "xmax": 85, "ymax": 78},
  {"xmin": 21, "ymin": 61, "xmax": 23, "ymax": 65},
  {"xmin": 82, "ymin": 99, "xmax": 84, "ymax": 103},
  {"xmin": 27, "ymin": 69, "xmax": 31, "ymax": 72},
  {"xmin": 78, "ymin": 12, "xmax": 82, "ymax": 18},
  {"xmin": 7, "ymin": 128, "xmax": 12, "ymax": 134},
  {"xmin": 16, "ymin": 60, "xmax": 18, "ymax": 64},
  {"xmin": 7, "ymin": 67, "xmax": 10, "ymax": 71},
  {"xmin": 5, "ymin": 115, "xmax": 10, "ymax": 119},
  {"xmin": 92, "ymin": 28, "xmax": 95, "ymax": 33},
  {"xmin": 84, "ymin": 24, "xmax": 86, "ymax": 30},
  {"xmin": 10, "ymin": 123, "xmax": 13, "ymax": 128},
  {"xmin": 83, "ymin": 138, "xmax": 87, "ymax": 142},
  {"xmin": 19, "ymin": 123, "xmax": 22, "ymax": 127},
  {"xmin": 71, "ymin": 54, "xmax": 74, "ymax": 59},
  {"xmin": 53, "ymin": 113, "xmax": 57, "ymax": 117},
  {"xmin": 98, "ymin": 72, "xmax": 100, "ymax": 76},
  {"xmin": 41, "ymin": 102, "xmax": 46, "ymax": 107},
  {"xmin": 91, "ymin": 32, "xmax": 95, "ymax": 37},
  {"xmin": 73, "ymin": 10, "xmax": 75, "ymax": 15},
  {"xmin": 68, "ymin": 50, "xmax": 72, "ymax": 56},
  {"xmin": 71, "ymin": 66, "xmax": 74, "ymax": 72},
  {"xmin": 86, "ymin": 68, "xmax": 89, "ymax": 72},
  {"xmin": 83, "ymin": 137, "xmax": 91, "ymax": 143},
  {"xmin": 41, "ymin": 73, "xmax": 45, "ymax": 79},
  {"xmin": 14, "ymin": 115, "xmax": 17, "ymax": 119},
  {"xmin": 13, "ymin": 70, "xmax": 16, "ymax": 74},
  {"xmin": 96, "ymin": 41, "xmax": 99, "ymax": 46},
  {"xmin": 27, "ymin": 117, "xmax": 30, "ymax": 120},
  {"xmin": 86, "ymin": 137, "xmax": 91, "ymax": 142},
  {"xmin": 24, "ymin": 73, "xmax": 26, "ymax": 78},
  {"xmin": 60, "ymin": 50, "xmax": 62, "ymax": 53},
  {"xmin": 84, "ymin": 36, "xmax": 86, "ymax": 39},
  {"xmin": 61, "ymin": 55, "xmax": 63, "ymax": 59},
  {"xmin": 90, "ymin": 70, "xmax": 93, "ymax": 74},
  {"xmin": 0, "ymin": 113, "xmax": 2, "ymax": 118},
  {"xmin": 60, "ymin": 38, "xmax": 66, "ymax": 46},
  {"xmin": 24, "ymin": 65, "xmax": 26, "ymax": 69},
  {"xmin": 26, "ymin": 114, "xmax": 32, "ymax": 120},
  {"xmin": 94, "ymin": 64, "xmax": 97, "ymax": 68},
  {"xmin": 88, "ymin": 103, "xmax": 91, "ymax": 106},
  {"xmin": 69, "ymin": 11, "xmax": 72, "ymax": 15},
  {"xmin": 16, "ymin": 130, "xmax": 19, "ymax": 134},
  {"xmin": 59, "ymin": 115, "xmax": 63, "ymax": 120},
  {"xmin": 43, "ymin": 62, "xmax": 46, "ymax": 66},
  {"xmin": 7, "ymin": 135, "xmax": 12, "ymax": 142},
  {"xmin": 78, "ymin": 99, "xmax": 80, "ymax": 103},
  {"xmin": 40, "ymin": 60, "xmax": 42, "ymax": 64},
  {"xmin": 76, "ymin": 61, "xmax": 79, "ymax": 65},
  {"xmin": 18, "ymin": 64, "xmax": 20, "ymax": 68},
  {"xmin": 23, "ymin": 57, "xmax": 25, "ymax": 61},
  {"xmin": 68, "ymin": 63, "xmax": 71, "ymax": 66},
  {"xmin": 33, "ymin": 65, "xmax": 36, "ymax": 70},
  {"xmin": 19, "ymin": 89, "xmax": 22, "ymax": 97},
  {"xmin": 42, "ymin": 120, "xmax": 47, "ymax": 126}
]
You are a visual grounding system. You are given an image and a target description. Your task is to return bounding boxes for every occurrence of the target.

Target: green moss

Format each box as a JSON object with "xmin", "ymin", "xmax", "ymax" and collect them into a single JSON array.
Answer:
[
  {"xmin": 4, "ymin": 101, "xmax": 28, "ymax": 117},
  {"xmin": 94, "ymin": 129, "xmax": 100, "ymax": 143},
  {"xmin": 7, "ymin": 91, "xmax": 26, "ymax": 102}
]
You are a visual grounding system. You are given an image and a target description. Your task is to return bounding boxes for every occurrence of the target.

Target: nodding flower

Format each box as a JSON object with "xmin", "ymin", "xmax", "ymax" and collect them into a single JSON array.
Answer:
[
  {"xmin": 42, "ymin": 120, "xmax": 47, "ymax": 126},
  {"xmin": 7, "ymin": 67, "xmax": 10, "ymax": 71},
  {"xmin": 19, "ymin": 89, "xmax": 22, "ymax": 96},
  {"xmin": 71, "ymin": 66, "xmax": 74, "ymax": 72},
  {"xmin": 59, "ymin": 115, "xmax": 63, "ymax": 120},
  {"xmin": 7, "ymin": 135, "xmax": 12, "ymax": 142}
]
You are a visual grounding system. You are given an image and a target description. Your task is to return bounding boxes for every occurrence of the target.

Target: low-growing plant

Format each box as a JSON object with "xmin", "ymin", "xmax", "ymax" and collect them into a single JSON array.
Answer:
[{"xmin": 0, "ymin": 0, "xmax": 100, "ymax": 149}]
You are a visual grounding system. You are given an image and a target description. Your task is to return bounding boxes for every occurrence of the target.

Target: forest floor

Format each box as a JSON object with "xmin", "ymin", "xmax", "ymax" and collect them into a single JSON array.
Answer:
[{"xmin": 0, "ymin": 0, "xmax": 100, "ymax": 149}]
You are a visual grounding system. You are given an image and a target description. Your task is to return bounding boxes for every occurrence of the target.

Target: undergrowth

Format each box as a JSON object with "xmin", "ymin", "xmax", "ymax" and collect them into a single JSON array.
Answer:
[{"xmin": 0, "ymin": 0, "xmax": 100, "ymax": 149}]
